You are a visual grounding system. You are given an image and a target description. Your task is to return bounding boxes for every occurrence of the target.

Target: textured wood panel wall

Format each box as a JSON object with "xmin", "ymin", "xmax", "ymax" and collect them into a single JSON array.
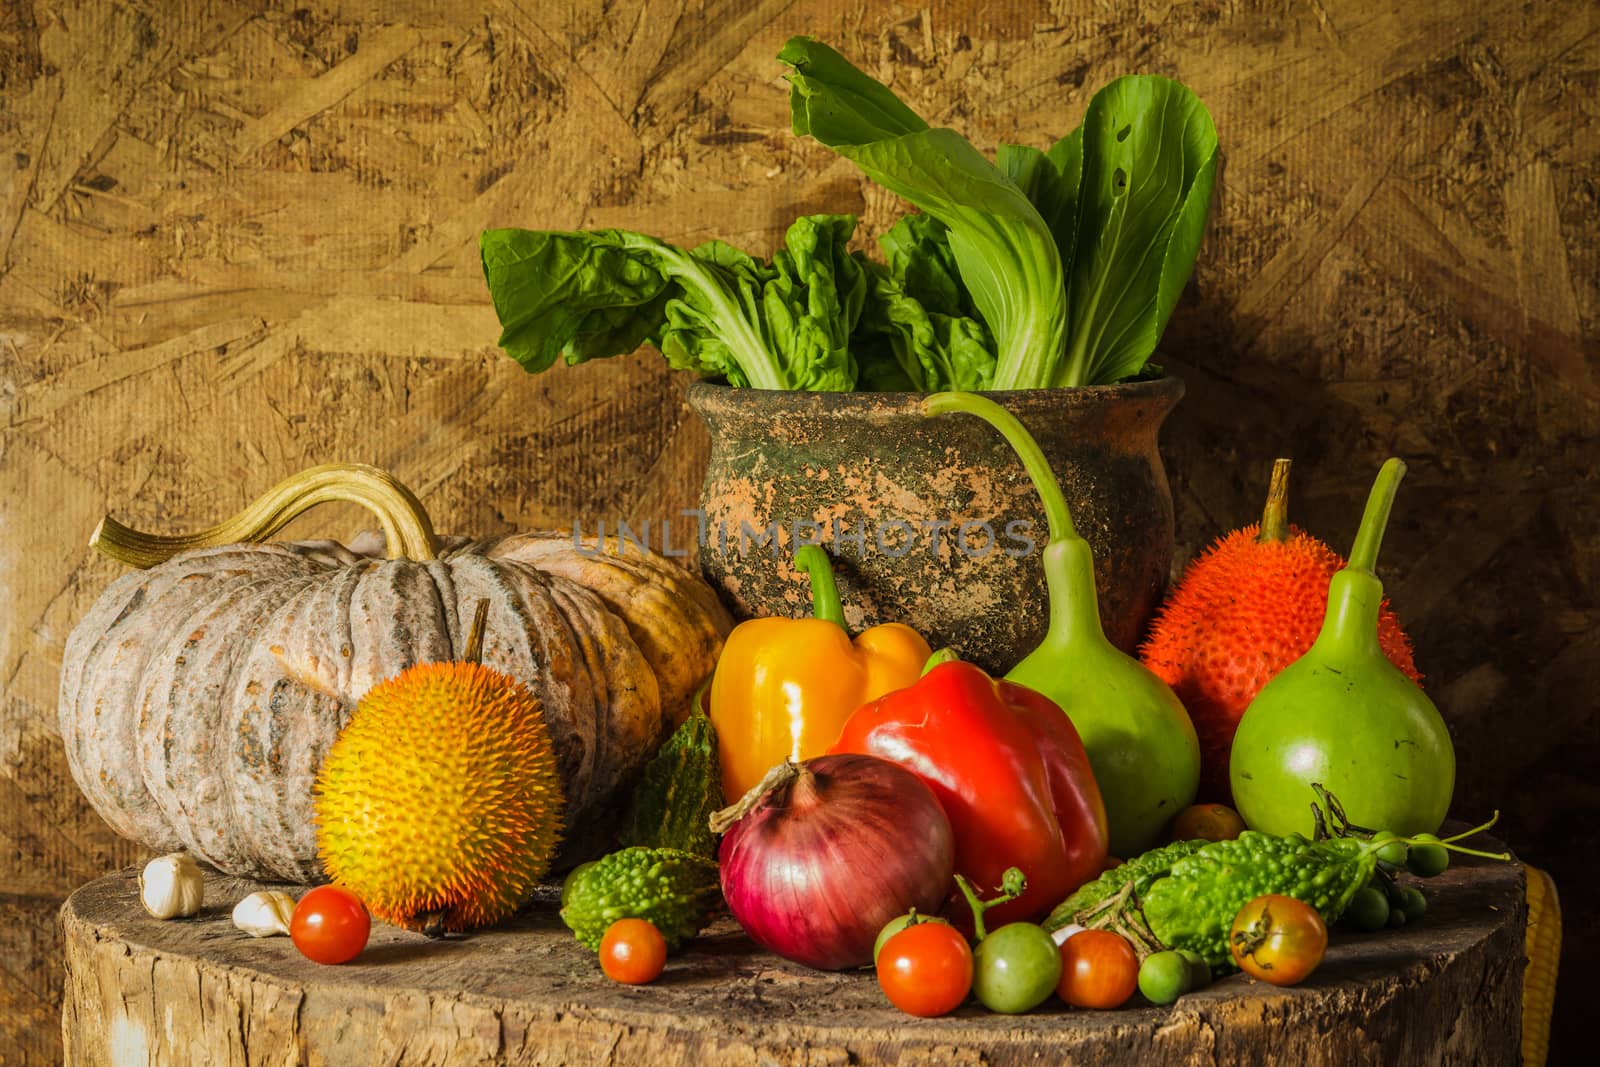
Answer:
[{"xmin": 2, "ymin": 0, "xmax": 1595, "ymax": 1062}]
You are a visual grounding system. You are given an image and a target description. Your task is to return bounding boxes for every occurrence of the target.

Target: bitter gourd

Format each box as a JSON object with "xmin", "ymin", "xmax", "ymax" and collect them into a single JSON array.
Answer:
[
  {"xmin": 560, "ymin": 846, "xmax": 721, "ymax": 950},
  {"xmin": 1142, "ymin": 832, "xmax": 1378, "ymax": 967},
  {"xmin": 1043, "ymin": 838, "xmax": 1209, "ymax": 932}
]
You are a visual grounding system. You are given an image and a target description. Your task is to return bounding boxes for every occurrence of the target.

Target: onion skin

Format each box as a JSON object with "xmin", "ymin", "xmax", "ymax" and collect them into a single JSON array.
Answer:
[{"xmin": 716, "ymin": 754, "xmax": 956, "ymax": 971}]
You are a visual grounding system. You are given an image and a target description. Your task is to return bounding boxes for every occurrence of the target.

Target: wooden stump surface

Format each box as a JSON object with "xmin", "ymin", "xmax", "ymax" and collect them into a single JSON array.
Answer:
[{"xmin": 62, "ymin": 856, "xmax": 1526, "ymax": 1067}]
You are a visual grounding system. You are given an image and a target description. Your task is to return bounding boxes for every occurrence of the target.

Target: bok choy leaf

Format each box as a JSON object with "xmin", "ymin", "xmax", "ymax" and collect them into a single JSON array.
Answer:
[
  {"xmin": 479, "ymin": 214, "xmax": 865, "ymax": 390},
  {"xmin": 780, "ymin": 36, "xmax": 1068, "ymax": 391},
  {"xmin": 780, "ymin": 36, "xmax": 1216, "ymax": 389}
]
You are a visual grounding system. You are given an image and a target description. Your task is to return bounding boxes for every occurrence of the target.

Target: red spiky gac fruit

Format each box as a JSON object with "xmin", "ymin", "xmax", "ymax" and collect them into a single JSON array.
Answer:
[{"xmin": 1140, "ymin": 460, "xmax": 1421, "ymax": 804}]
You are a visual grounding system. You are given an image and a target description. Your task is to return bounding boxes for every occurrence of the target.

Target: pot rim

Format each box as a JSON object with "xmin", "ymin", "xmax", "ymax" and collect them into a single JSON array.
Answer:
[{"xmin": 684, "ymin": 372, "xmax": 1184, "ymax": 415}]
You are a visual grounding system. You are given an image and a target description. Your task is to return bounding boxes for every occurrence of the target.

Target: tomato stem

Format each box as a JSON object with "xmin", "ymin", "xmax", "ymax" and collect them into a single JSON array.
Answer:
[
  {"xmin": 1072, "ymin": 879, "xmax": 1166, "ymax": 960},
  {"xmin": 954, "ymin": 867, "xmax": 1027, "ymax": 942}
]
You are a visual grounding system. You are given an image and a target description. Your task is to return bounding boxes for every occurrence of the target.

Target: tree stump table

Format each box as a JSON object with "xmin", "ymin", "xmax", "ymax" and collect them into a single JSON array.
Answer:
[{"xmin": 62, "ymin": 855, "xmax": 1525, "ymax": 1066}]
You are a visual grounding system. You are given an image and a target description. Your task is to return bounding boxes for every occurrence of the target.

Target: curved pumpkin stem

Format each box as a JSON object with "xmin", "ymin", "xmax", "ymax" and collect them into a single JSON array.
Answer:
[{"xmin": 91, "ymin": 463, "xmax": 438, "ymax": 568}]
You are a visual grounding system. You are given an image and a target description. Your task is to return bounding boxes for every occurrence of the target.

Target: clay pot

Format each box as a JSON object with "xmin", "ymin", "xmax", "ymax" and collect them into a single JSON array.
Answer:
[{"xmin": 684, "ymin": 377, "xmax": 1184, "ymax": 674}]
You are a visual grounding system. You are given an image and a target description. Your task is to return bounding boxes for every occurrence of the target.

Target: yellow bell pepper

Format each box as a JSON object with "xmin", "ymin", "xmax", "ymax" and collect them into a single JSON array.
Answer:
[{"xmin": 708, "ymin": 545, "xmax": 932, "ymax": 800}]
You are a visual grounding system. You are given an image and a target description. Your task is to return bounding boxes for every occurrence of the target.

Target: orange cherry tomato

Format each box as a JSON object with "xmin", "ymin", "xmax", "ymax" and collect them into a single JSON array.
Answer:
[
  {"xmin": 876, "ymin": 921, "xmax": 974, "ymax": 1018},
  {"xmin": 1056, "ymin": 929, "xmax": 1139, "ymax": 1009},
  {"xmin": 1229, "ymin": 894, "xmax": 1327, "ymax": 986},
  {"xmin": 1170, "ymin": 803, "xmax": 1246, "ymax": 843},
  {"xmin": 599, "ymin": 919, "xmax": 668, "ymax": 984}
]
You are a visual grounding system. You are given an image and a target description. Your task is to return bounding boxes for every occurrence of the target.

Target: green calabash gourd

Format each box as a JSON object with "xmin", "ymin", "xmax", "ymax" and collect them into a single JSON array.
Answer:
[
  {"xmin": 1229, "ymin": 458, "xmax": 1454, "ymax": 836},
  {"xmin": 926, "ymin": 392, "xmax": 1200, "ymax": 856}
]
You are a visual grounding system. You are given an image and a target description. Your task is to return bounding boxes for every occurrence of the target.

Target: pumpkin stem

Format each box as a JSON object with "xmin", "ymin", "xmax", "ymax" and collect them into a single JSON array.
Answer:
[
  {"xmin": 462, "ymin": 600, "xmax": 490, "ymax": 664},
  {"xmin": 90, "ymin": 463, "xmax": 438, "ymax": 568}
]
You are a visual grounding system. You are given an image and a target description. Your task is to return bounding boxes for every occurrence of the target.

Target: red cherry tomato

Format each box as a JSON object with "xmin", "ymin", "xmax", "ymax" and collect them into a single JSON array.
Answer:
[
  {"xmin": 876, "ymin": 921, "xmax": 974, "ymax": 1018},
  {"xmin": 1229, "ymin": 894, "xmax": 1327, "ymax": 986},
  {"xmin": 1056, "ymin": 929, "xmax": 1139, "ymax": 1009},
  {"xmin": 599, "ymin": 919, "xmax": 668, "ymax": 985},
  {"xmin": 290, "ymin": 885, "xmax": 370, "ymax": 965}
]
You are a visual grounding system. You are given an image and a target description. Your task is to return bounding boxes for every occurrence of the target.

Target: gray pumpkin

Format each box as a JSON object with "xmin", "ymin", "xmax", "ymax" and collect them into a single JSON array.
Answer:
[{"xmin": 58, "ymin": 465, "xmax": 731, "ymax": 882}]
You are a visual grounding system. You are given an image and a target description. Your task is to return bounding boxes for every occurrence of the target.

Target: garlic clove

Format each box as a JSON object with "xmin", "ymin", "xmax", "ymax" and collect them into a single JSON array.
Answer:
[
  {"xmin": 139, "ymin": 853, "xmax": 205, "ymax": 919},
  {"xmin": 232, "ymin": 891, "xmax": 297, "ymax": 937}
]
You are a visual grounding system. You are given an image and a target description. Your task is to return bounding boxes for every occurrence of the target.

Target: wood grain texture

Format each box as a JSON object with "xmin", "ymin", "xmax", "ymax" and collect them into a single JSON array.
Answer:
[
  {"xmin": 61, "ymin": 859, "xmax": 1524, "ymax": 1066},
  {"xmin": 2, "ymin": 0, "xmax": 1596, "ymax": 1061}
]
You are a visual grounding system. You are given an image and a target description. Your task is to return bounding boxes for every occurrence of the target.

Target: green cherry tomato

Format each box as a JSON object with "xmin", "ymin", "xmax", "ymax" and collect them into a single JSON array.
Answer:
[
  {"xmin": 1387, "ymin": 905, "xmax": 1408, "ymax": 928},
  {"xmin": 1370, "ymin": 831, "xmax": 1408, "ymax": 868},
  {"xmin": 1139, "ymin": 950, "xmax": 1192, "ymax": 1005},
  {"xmin": 1406, "ymin": 836, "xmax": 1450, "ymax": 878},
  {"xmin": 1399, "ymin": 886, "xmax": 1427, "ymax": 922},
  {"xmin": 971, "ymin": 923, "xmax": 1062, "ymax": 1014},
  {"xmin": 873, "ymin": 912, "xmax": 953, "ymax": 965},
  {"xmin": 1178, "ymin": 948, "xmax": 1212, "ymax": 989},
  {"xmin": 1343, "ymin": 885, "xmax": 1391, "ymax": 932}
]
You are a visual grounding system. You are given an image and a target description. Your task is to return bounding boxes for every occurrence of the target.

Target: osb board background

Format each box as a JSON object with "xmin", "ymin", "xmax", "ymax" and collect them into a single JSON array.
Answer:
[{"xmin": 0, "ymin": 0, "xmax": 1594, "ymax": 1061}]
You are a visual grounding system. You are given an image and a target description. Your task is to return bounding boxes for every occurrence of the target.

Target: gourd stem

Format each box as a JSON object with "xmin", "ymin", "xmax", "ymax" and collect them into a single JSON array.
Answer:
[
  {"xmin": 794, "ymin": 545, "xmax": 847, "ymax": 630},
  {"xmin": 1257, "ymin": 459, "xmax": 1292, "ymax": 544},
  {"xmin": 925, "ymin": 392, "xmax": 1077, "ymax": 543},
  {"xmin": 922, "ymin": 647, "xmax": 961, "ymax": 675},
  {"xmin": 926, "ymin": 392, "xmax": 1106, "ymax": 651},
  {"xmin": 90, "ymin": 463, "xmax": 438, "ymax": 567},
  {"xmin": 462, "ymin": 601, "xmax": 490, "ymax": 664},
  {"xmin": 1347, "ymin": 458, "xmax": 1406, "ymax": 574}
]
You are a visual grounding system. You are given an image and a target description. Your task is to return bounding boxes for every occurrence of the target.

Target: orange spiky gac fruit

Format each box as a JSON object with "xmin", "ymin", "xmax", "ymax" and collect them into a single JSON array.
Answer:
[
  {"xmin": 1140, "ymin": 460, "xmax": 1421, "ymax": 804},
  {"xmin": 314, "ymin": 606, "xmax": 564, "ymax": 933}
]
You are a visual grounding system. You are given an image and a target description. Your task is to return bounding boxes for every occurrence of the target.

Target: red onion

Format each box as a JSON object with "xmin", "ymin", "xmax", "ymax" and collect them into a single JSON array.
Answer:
[{"xmin": 710, "ymin": 753, "xmax": 955, "ymax": 970}]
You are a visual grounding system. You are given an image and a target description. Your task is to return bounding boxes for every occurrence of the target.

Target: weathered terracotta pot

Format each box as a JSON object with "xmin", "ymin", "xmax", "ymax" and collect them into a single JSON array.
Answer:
[{"xmin": 685, "ymin": 377, "xmax": 1184, "ymax": 673}]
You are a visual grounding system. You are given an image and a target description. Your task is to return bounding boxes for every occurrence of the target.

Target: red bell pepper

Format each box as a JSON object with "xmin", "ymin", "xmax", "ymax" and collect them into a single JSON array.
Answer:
[{"xmin": 828, "ymin": 659, "xmax": 1108, "ymax": 926}]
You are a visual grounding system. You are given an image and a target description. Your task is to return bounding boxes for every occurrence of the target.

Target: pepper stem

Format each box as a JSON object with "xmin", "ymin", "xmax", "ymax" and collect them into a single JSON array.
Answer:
[
  {"xmin": 1347, "ymin": 458, "xmax": 1406, "ymax": 574},
  {"xmin": 794, "ymin": 545, "xmax": 847, "ymax": 630},
  {"xmin": 1257, "ymin": 459, "xmax": 1293, "ymax": 544},
  {"xmin": 91, "ymin": 463, "xmax": 438, "ymax": 567}
]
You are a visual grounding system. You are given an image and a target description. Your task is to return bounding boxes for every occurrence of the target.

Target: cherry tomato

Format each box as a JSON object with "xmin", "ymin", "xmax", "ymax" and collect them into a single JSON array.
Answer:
[
  {"xmin": 1170, "ymin": 803, "xmax": 1246, "ymax": 843},
  {"xmin": 1178, "ymin": 949, "xmax": 1212, "ymax": 989},
  {"xmin": 873, "ymin": 912, "xmax": 952, "ymax": 964},
  {"xmin": 1370, "ymin": 831, "xmax": 1408, "ymax": 867},
  {"xmin": 1406, "ymin": 835, "xmax": 1450, "ymax": 878},
  {"xmin": 599, "ymin": 919, "xmax": 667, "ymax": 984},
  {"xmin": 1398, "ymin": 885, "xmax": 1428, "ymax": 922},
  {"xmin": 972, "ymin": 922, "xmax": 1062, "ymax": 1014},
  {"xmin": 1138, "ymin": 950, "xmax": 1192, "ymax": 1004},
  {"xmin": 876, "ymin": 921, "xmax": 974, "ymax": 1017},
  {"xmin": 1342, "ymin": 885, "xmax": 1390, "ymax": 931},
  {"xmin": 1229, "ymin": 894, "xmax": 1327, "ymax": 986},
  {"xmin": 290, "ymin": 885, "xmax": 370, "ymax": 965},
  {"xmin": 1056, "ymin": 930, "xmax": 1138, "ymax": 1009}
]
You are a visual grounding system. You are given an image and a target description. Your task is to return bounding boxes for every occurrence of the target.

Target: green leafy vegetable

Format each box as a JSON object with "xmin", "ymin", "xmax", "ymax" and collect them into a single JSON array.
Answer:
[
  {"xmin": 1057, "ymin": 76, "xmax": 1217, "ymax": 387},
  {"xmin": 479, "ymin": 214, "xmax": 866, "ymax": 391},
  {"xmin": 781, "ymin": 36, "xmax": 1217, "ymax": 389},
  {"xmin": 781, "ymin": 36, "xmax": 1068, "ymax": 391},
  {"xmin": 854, "ymin": 214, "xmax": 995, "ymax": 391}
]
